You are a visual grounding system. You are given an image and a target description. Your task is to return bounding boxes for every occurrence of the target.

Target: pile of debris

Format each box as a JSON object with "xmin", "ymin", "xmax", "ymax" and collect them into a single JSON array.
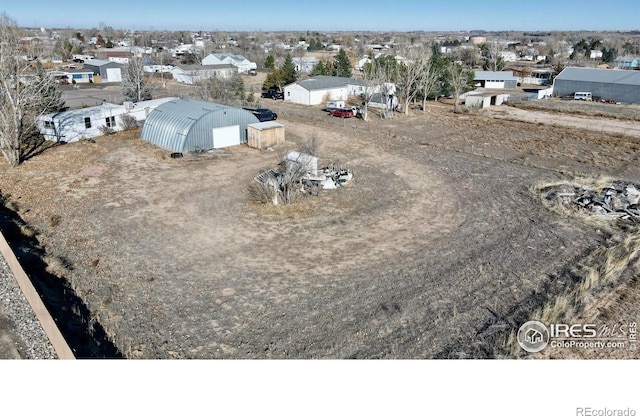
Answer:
[
  {"xmin": 315, "ymin": 163, "xmax": 353, "ymax": 190},
  {"xmin": 252, "ymin": 151, "xmax": 353, "ymax": 205},
  {"xmin": 541, "ymin": 180, "xmax": 640, "ymax": 222}
]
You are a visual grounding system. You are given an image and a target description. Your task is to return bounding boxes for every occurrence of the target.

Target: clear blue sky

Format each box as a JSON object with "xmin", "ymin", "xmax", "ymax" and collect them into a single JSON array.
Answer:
[{"xmin": 3, "ymin": 0, "xmax": 639, "ymax": 32}]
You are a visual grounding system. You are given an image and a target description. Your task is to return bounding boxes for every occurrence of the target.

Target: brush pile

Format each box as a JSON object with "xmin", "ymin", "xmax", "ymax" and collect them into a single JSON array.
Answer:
[{"xmin": 541, "ymin": 180, "xmax": 640, "ymax": 222}]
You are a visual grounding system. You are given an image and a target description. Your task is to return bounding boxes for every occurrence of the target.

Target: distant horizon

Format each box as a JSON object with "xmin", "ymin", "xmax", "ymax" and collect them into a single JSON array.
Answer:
[{"xmin": 3, "ymin": 0, "xmax": 640, "ymax": 33}]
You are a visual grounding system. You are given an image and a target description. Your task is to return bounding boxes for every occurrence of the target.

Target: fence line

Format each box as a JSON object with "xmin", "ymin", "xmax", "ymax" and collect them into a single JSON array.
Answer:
[{"xmin": 0, "ymin": 231, "xmax": 75, "ymax": 359}]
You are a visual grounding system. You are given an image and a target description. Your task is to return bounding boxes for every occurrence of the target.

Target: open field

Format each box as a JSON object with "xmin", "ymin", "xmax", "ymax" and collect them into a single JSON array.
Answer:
[{"xmin": 0, "ymin": 96, "xmax": 639, "ymax": 358}]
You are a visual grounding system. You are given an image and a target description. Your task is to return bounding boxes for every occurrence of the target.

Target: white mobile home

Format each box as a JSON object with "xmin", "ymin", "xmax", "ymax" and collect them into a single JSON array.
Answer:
[
  {"xmin": 37, "ymin": 97, "xmax": 178, "ymax": 143},
  {"xmin": 171, "ymin": 64, "xmax": 236, "ymax": 84}
]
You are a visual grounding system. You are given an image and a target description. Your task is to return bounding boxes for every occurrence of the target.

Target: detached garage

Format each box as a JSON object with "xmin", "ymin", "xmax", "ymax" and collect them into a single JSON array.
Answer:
[
  {"xmin": 553, "ymin": 67, "xmax": 640, "ymax": 104},
  {"xmin": 141, "ymin": 99, "xmax": 259, "ymax": 152}
]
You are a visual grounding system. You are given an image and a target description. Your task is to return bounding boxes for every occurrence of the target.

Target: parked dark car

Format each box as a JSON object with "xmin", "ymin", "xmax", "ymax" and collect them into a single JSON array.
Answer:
[
  {"xmin": 329, "ymin": 108, "xmax": 354, "ymax": 118},
  {"xmin": 243, "ymin": 107, "xmax": 278, "ymax": 122},
  {"xmin": 261, "ymin": 88, "xmax": 284, "ymax": 100}
]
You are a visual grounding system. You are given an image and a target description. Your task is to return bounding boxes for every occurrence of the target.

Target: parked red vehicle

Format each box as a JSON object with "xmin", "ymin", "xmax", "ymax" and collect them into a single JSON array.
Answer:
[{"xmin": 329, "ymin": 108, "xmax": 354, "ymax": 118}]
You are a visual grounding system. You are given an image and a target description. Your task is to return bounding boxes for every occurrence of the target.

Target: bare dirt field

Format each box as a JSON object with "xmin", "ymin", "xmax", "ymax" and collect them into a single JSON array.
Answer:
[{"xmin": 0, "ymin": 97, "xmax": 638, "ymax": 358}]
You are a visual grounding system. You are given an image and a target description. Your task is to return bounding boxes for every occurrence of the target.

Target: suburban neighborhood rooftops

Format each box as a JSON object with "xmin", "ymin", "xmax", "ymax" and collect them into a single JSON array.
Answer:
[{"xmin": 555, "ymin": 67, "xmax": 640, "ymax": 86}]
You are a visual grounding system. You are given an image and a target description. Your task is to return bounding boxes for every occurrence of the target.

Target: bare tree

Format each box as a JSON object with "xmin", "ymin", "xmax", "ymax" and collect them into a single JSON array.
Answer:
[
  {"xmin": 0, "ymin": 13, "xmax": 64, "ymax": 166},
  {"xmin": 196, "ymin": 72, "xmax": 244, "ymax": 105},
  {"xmin": 397, "ymin": 46, "xmax": 431, "ymax": 115},
  {"xmin": 447, "ymin": 62, "xmax": 475, "ymax": 113},
  {"xmin": 483, "ymin": 42, "xmax": 505, "ymax": 72},
  {"xmin": 417, "ymin": 56, "xmax": 443, "ymax": 110},
  {"xmin": 297, "ymin": 133, "xmax": 321, "ymax": 157},
  {"xmin": 249, "ymin": 150, "xmax": 312, "ymax": 206},
  {"xmin": 360, "ymin": 57, "xmax": 389, "ymax": 121},
  {"xmin": 121, "ymin": 54, "xmax": 153, "ymax": 102}
]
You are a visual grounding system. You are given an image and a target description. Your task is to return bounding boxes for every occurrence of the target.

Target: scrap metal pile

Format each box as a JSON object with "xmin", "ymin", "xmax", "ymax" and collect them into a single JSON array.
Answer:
[{"xmin": 541, "ymin": 180, "xmax": 640, "ymax": 222}]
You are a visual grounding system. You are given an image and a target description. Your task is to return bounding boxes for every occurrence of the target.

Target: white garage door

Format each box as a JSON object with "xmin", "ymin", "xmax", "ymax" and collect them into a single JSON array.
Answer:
[
  {"xmin": 212, "ymin": 125, "xmax": 240, "ymax": 148},
  {"xmin": 106, "ymin": 68, "xmax": 122, "ymax": 82}
]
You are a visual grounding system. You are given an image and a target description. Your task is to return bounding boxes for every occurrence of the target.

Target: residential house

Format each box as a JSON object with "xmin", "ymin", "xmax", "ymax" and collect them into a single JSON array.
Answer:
[
  {"xmin": 292, "ymin": 56, "xmax": 319, "ymax": 73},
  {"xmin": 37, "ymin": 97, "xmax": 178, "ymax": 143},
  {"xmin": 201, "ymin": 53, "xmax": 257, "ymax": 74},
  {"xmin": 171, "ymin": 64, "xmax": 236, "ymax": 84},
  {"xmin": 614, "ymin": 56, "xmax": 639, "ymax": 69},
  {"xmin": 283, "ymin": 75, "xmax": 370, "ymax": 106},
  {"xmin": 50, "ymin": 68, "xmax": 94, "ymax": 84}
]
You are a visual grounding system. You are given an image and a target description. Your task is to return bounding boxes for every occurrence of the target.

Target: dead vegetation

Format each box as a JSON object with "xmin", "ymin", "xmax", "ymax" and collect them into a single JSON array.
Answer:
[
  {"xmin": 497, "ymin": 176, "xmax": 640, "ymax": 358},
  {"xmin": 0, "ymin": 100, "xmax": 639, "ymax": 358}
]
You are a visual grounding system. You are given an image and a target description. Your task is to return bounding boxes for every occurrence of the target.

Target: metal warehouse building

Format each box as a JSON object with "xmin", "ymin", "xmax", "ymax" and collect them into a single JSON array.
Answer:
[
  {"xmin": 141, "ymin": 99, "xmax": 260, "ymax": 152},
  {"xmin": 553, "ymin": 67, "xmax": 640, "ymax": 104}
]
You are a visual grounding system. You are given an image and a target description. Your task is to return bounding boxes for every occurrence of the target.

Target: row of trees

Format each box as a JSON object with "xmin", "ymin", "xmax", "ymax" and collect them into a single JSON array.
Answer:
[
  {"xmin": 261, "ymin": 44, "xmax": 475, "ymax": 120},
  {"xmin": 360, "ymin": 46, "xmax": 475, "ymax": 118}
]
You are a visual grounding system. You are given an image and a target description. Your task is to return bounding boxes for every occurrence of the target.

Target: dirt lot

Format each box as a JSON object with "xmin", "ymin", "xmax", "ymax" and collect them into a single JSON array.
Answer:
[{"xmin": 0, "ymin": 97, "xmax": 639, "ymax": 358}]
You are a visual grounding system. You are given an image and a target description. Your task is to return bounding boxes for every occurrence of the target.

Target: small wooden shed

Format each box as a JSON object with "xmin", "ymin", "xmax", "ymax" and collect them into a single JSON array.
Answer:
[{"xmin": 247, "ymin": 121, "xmax": 285, "ymax": 149}]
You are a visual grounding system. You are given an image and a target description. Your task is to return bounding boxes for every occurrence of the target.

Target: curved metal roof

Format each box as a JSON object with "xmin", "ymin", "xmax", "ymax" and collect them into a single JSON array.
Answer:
[{"xmin": 141, "ymin": 99, "xmax": 259, "ymax": 152}]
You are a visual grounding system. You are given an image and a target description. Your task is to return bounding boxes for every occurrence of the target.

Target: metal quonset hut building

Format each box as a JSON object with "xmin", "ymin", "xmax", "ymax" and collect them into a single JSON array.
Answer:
[
  {"xmin": 553, "ymin": 67, "xmax": 640, "ymax": 104},
  {"xmin": 141, "ymin": 99, "xmax": 260, "ymax": 152}
]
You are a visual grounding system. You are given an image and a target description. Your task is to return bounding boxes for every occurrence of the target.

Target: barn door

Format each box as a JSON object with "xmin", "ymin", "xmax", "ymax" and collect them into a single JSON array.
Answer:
[
  {"xmin": 212, "ymin": 125, "xmax": 240, "ymax": 148},
  {"xmin": 106, "ymin": 68, "xmax": 122, "ymax": 82}
]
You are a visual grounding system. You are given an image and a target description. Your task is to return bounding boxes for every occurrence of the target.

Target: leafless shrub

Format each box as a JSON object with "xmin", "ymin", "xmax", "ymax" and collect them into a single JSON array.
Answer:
[
  {"xmin": 297, "ymin": 133, "xmax": 321, "ymax": 157},
  {"xmin": 247, "ymin": 180, "xmax": 279, "ymax": 205},
  {"xmin": 119, "ymin": 114, "xmax": 140, "ymax": 131},
  {"xmin": 98, "ymin": 125, "xmax": 114, "ymax": 136}
]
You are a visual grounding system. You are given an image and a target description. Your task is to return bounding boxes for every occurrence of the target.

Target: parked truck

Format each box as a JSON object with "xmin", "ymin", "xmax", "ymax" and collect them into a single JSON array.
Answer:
[
  {"xmin": 261, "ymin": 88, "xmax": 284, "ymax": 100},
  {"xmin": 243, "ymin": 107, "xmax": 278, "ymax": 122}
]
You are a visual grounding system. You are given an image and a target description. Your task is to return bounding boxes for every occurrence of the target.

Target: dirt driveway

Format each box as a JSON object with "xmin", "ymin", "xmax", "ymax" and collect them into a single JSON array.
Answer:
[
  {"xmin": 0, "ymin": 100, "xmax": 638, "ymax": 358},
  {"xmin": 484, "ymin": 105, "xmax": 640, "ymax": 138}
]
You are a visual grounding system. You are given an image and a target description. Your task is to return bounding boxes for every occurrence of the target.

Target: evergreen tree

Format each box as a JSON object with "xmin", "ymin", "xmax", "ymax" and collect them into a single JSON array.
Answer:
[
  {"xmin": 334, "ymin": 49, "xmax": 352, "ymax": 77},
  {"xmin": 311, "ymin": 60, "xmax": 327, "ymax": 76},
  {"xmin": 264, "ymin": 54, "xmax": 275, "ymax": 70},
  {"xmin": 281, "ymin": 53, "xmax": 297, "ymax": 84},
  {"xmin": 602, "ymin": 47, "xmax": 618, "ymax": 63}
]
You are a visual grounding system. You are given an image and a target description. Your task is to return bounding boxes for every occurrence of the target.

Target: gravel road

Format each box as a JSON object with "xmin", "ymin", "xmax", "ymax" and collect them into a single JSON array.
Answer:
[{"xmin": 0, "ymin": 253, "xmax": 56, "ymax": 359}]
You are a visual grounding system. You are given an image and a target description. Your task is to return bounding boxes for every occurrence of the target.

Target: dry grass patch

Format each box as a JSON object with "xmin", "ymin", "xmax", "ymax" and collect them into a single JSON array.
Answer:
[{"xmin": 500, "ymin": 176, "xmax": 640, "ymax": 357}]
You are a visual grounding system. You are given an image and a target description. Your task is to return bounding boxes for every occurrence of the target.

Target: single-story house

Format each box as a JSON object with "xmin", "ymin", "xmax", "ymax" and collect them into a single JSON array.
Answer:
[
  {"xmin": 83, "ymin": 59, "xmax": 123, "ymax": 82},
  {"xmin": 553, "ymin": 66, "xmax": 640, "ymax": 104},
  {"xmin": 144, "ymin": 64, "xmax": 175, "ymax": 74},
  {"xmin": 292, "ymin": 56, "xmax": 319, "ymax": 73},
  {"xmin": 171, "ymin": 64, "xmax": 236, "ymax": 84},
  {"xmin": 500, "ymin": 51, "xmax": 518, "ymax": 62},
  {"xmin": 474, "ymin": 71, "xmax": 519, "ymax": 89},
  {"xmin": 141, "ymin": 99, "xmax": 261, "ymax": 152},
  {"xmin": 201, "ymin": 53, "xmax": 257, "ymax": 74},
  {"xmin": 283, "ymin": 75, "xmax": 370, "ymax": 106},
  {"xmin": 614, "ymin": 56, "xmax": 639, "ymax": 69},
  {"xmin": 37, "ymin": 97, "xmax": 178, "ymax": 143},
  {"xmin": 50, "ymin": 68, "xmax": 94, "ymax": 84}
]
